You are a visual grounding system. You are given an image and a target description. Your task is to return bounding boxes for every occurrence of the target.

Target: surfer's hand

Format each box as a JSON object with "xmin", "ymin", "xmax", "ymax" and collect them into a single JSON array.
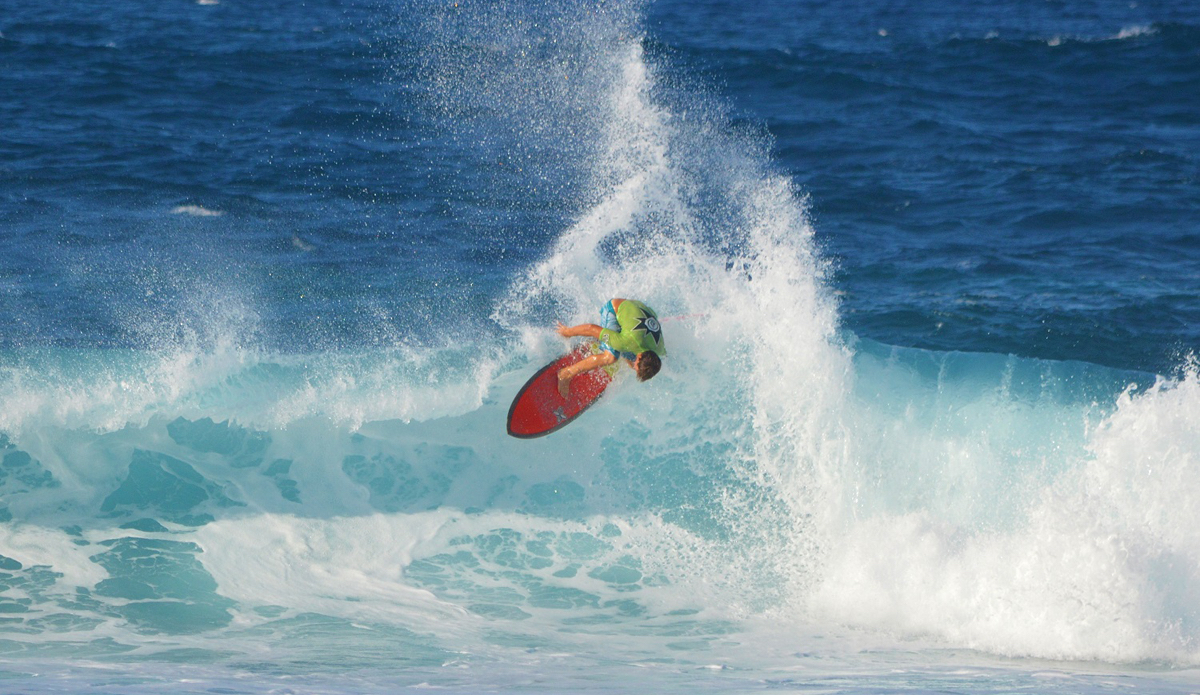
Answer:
[
  {"xmin": 556, "ymin": 322, "xmax": 572, "ymax": 338},
  {"xmin": 557, "ymin": 368, "xmax": 571, "ymax": 398}
]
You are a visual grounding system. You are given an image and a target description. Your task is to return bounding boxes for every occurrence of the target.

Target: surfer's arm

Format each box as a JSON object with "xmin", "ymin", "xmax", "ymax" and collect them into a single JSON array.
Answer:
[
  {"xmin": 556, "ymin": 322, "xmax": 603, "ymax": 339},
  {"xmin": 557, "ymin": 351, "xmax": 616, "ymax": 398}
]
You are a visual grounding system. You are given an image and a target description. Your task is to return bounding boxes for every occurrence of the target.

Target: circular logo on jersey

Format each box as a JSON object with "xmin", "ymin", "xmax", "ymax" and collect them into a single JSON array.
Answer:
[{"xmin": 633, "ymin": 313, "xmax": 663, "ymax": 346}]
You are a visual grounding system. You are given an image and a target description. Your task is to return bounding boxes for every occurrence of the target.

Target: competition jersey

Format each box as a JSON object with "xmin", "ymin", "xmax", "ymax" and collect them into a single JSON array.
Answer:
[{"xmin": 598, "ymin": 300, "xmax": 666, "ymax": 360}]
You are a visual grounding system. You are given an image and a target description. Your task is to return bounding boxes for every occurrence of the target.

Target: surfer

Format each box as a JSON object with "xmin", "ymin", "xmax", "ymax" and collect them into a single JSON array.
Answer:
[{"xmin": 555, "ymin": 298, "xmax": 666, "ymax": 398}]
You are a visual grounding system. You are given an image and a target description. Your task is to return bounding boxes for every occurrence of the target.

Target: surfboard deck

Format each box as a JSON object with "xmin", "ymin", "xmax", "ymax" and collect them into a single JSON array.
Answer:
[{"xmin": 507, "ymin": 344, "xmax": 613, "ymax": 438}]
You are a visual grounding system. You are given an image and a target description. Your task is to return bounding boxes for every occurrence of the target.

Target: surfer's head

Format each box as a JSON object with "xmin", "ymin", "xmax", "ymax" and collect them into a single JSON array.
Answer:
[{"xmin": 635, "ymin": 351, "xmax": 661, "ymax": 381}]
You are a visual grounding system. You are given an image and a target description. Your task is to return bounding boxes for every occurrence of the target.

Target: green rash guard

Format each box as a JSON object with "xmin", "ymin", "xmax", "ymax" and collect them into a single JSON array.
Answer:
[{"xmin": 598, "ymin": 300, "xmax": 666, "ymax": 359}]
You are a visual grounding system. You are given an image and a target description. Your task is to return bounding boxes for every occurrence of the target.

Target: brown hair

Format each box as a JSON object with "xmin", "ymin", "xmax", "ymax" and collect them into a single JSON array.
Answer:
[{"xmin": 636, "ymin": 351, "xmax": 661, "ymax": 381}]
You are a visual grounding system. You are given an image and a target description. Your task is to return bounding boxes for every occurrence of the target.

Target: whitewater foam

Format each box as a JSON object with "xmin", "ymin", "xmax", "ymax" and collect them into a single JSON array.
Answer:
[
  {"xmin": 1115, "ymin": 24, "xmax": 1157, "ymax": 39},
  {"xmin": 170, "ymin": 205, "xmax": 223, "ymax": 217},
  {"xmin": 813, "ymin": 359, "xmax": 1200, "ymax": 663}
]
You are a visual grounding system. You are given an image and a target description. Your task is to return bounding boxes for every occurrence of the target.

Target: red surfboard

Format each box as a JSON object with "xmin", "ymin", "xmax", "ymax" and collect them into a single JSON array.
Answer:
[{"xmin": 507, "ymin": 344, "xmax": 614, "ymax": 438}]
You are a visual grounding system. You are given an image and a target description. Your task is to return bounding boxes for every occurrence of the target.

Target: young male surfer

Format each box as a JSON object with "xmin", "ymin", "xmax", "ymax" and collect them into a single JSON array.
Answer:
[{"xmin": 555, "ymin": 298, "xmax": 666, "ymax": 398}]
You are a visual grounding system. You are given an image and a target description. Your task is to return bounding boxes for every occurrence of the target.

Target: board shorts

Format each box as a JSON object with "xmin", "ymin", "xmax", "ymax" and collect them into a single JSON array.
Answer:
[{"xmin": 598, "ymin": 300, "xmax": 638, "ymax": 362}]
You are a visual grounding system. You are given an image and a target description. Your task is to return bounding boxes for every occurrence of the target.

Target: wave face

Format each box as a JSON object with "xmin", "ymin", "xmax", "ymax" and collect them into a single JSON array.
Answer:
[
  {"xmin": 3, "ymin": 0, "xmax": 1200, "ymax": 691},
  {"xmin": 4, "ymin": 322, "xmax": 1199, "ymax": 675}
]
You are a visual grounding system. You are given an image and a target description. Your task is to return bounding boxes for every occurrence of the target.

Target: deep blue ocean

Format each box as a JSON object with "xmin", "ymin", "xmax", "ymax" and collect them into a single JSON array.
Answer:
[{"xmin": 2, "ymin": 0, "xmax": 1199, "ymax": 692}]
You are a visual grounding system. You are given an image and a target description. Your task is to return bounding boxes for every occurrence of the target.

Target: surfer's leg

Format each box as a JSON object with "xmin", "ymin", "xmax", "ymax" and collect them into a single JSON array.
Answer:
[{"xmin": 558, "ymin": 351, "xmax": 617, "ymax": 398}]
